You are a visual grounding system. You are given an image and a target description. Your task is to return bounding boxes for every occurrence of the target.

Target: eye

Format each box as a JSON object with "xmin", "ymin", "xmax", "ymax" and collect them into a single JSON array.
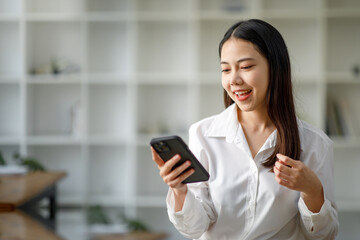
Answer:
[
  {"xmin": 221, "ymin": 69, "xmax": 230, "ymax": 73},
  {"xmin": 241, "ymin": 65, "xmax": 253, "ymax": 70}
]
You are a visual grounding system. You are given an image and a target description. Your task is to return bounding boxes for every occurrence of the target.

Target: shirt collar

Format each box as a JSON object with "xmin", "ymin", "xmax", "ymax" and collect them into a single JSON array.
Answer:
[
  {"xmin": 204, "ymin": 103, "xmax": 277, "ymax": 149},
  {"xmin": 204, "ymin": 103, "xmax": 304, "ymax": 151},
  {"xmin": 204, "ymin": 103, "xmax": 239, "ymax": 143}
]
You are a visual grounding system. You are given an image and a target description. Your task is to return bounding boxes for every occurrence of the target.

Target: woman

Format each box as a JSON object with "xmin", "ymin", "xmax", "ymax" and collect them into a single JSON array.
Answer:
[{"xmin": 151, "ymin": 19, "xmax": 338, "ymax": 239}]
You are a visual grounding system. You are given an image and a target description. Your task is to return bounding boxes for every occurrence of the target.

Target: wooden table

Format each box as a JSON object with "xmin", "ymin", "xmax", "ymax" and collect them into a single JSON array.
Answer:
[
  {"xmin": 0, "ymin": 171, "xmax": 66, "ymax": 240},
  {"xmin": 0, "ymin": 171, "xmax": 66, "ymax": 207},
  {"xmin": 0, "ymin": 210, "xmax": 64, "ymax": 240}
]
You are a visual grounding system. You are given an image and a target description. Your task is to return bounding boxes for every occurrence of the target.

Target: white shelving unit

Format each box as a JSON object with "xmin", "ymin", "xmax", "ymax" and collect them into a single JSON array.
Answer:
[{"xmin": 0, "ymin": 0, "xmax": 359, "ymax": 239}]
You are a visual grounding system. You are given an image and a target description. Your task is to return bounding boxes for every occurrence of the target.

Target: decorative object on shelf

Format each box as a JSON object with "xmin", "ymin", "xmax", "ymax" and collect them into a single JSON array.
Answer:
[
  {"xmin": 223, "ymin": 0, "xmax": 246, "ymax": 12},
  {"xmin": 0, "ymin": 151, "xmax": 28, "ymax": 175},
  {"xmin": 326, "ymin": 96, "xmax": 359, "ymax": 138},
  {"xmin": 352, "ymin": 64, "xmax": 359, "ymax": 78},
  {"xmin": 70, "ymin": 100, "xmax": 84, "ymax": 137},
  {"xmin": 30, "ymin": 57, "xmax": 80, "ymax": 75},
  {"xmin": 13, "ymin": 153, "xmax": 46, "ymax": 172}
]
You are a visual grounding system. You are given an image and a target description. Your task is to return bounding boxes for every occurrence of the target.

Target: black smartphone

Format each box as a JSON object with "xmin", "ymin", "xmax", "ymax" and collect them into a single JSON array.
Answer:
[{"xmin": 150, "ymin": 135, "xmax": 209, "ymax": 183}]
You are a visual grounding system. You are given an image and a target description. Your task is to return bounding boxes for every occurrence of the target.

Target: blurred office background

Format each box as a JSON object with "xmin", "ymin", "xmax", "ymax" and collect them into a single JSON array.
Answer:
[{"xmin": 0, "ymin": 0, "xmax": 359, "ymax": 239}]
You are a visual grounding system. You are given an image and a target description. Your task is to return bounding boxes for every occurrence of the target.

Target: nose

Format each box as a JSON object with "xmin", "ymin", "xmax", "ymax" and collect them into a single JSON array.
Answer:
[{"xmin": 229, "ymin": 70, "xmax": 243, "ymax": 86}]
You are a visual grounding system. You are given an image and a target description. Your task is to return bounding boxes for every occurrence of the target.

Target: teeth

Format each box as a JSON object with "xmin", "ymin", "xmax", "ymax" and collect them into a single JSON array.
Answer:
[{"xmin": 235, "ymin": 90, "xmax": 251, "ymax": 96}]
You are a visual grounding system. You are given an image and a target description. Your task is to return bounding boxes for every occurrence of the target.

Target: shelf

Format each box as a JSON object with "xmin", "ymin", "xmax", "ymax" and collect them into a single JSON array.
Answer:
[
  {"xmin": 264, "ymin": 18, "xmax": 323, "ymax": 80},
  {"xmin": 326, "ymin": 18, "xmax": 360, "ymax": 74},
  {"xmin": 327, "ymin": 72, "xmax": 360, "ymax": 84},
  {"xmin": 137, "ymin": 84, "xmax": 190, "ymax": 136},
  {"xmin": 198, "ymin": 0, "xmax": 253, "ymax": 15},
  {"xmin": 87, "ymin": 21, "xmax": 131, "ymax": 75},
  {"xmin": 0, "ymin": 137, "xmax": 20, "ymax": 145},
  {"xmin": 337, "ymin": 200, "xmax": 360, "ymax": 212},
  {"xmin": 26, "ymin": 135, "xmax": 82, "ymax": 145},
  {"xmin": 0, "ymin": 0, "xmax": 21, "ymax": 16},
  {"xmin": 26, "ymin": 84, "xmax": 82, "ymax": 136},
  {"xmin": 326, "ymin": 9, "xmax": 360, "ymax": 18},
  {"xmin": 0, "ymin": 75, "xmax": 21, "ymax": 83},
  {"xmin": 136, "ymin": 133, "xmax": 188, "ymax": 147},
  {"xmin": 0, "ymin": 21, "xmax": 21, "ymax": 77},
  {"xmin": 137, "ymin": 21, "xmax": 192, "ymax": 74},
  {"xmin": 326, "ymin": 0, "xmax": 360, "ymax": 13},
  {"xmin": 198, "ymin": 84, "xmax": 224, "ymax": 120},
  {"xmin": 137, "ymin": 73, "xmax": 191, "ymax": 84},
  {"xmin": 87, "ymin": 136, "xmax": 128, "ymax": 146},
  {"xmin": 198, "ymin": 19, "xmax": 235, "ymax": 73},
  {"xmin": 86, "ymin": 0, "xmax": 132, "ymax": 13},
  {"xmin": 26, "ymin": 21, "xmax": 82, "ymax": 76},
  {"xmin": 0, "ymin": 14, "xmax": 20, "ymax": 21},
  {"xmin": 293, "ymin": 83, "xmax": 323, "ymax": 129},
  {"xmin": 136, "ymin": 12, "xmax": 193, "ymax": 22},
  {"xmin": 26, "ymin": 73, "xmax": 82, "ymax": 84},
  {"xmin": 85, "ymin": 13, "xmax": 132, "ymax": 22},
  {"xmin": 327, "ymin": 84, "xmax": 360, "ymax": 138},
  {"xmin": 25, "ymin": 0, "xmax": 83, "ymax": 15},
  {"xmin": 137, "ymin": 0, "xmax": 191, "ymax": 13},
  {"xmin": 88, "ymin": 145, "xmax": 129, "ymax": 203},
  {"xmin": 0, "ymin": 84, "xmax": 21, "ymax": 138},
  {"xmin": 25, "ymin": 13, "xmax": 82, "ymax": 22},
  {"xmin": 261, "ymin": 10, "xmax": 320, "ymax": 19},
  {"xmin": 131, "ymin": 196, "xmax": 167, "ymax": 208},
  {"xmin": 332, "ymin": 137, "xmax": 360, "ymax": 148},
  {"xmin": 88, "ymin": 85, "xmax": 130, "ymax": 138},
  {"xmin": 136, "ymin": 146, "xmax": 169, "ymax": 197},
  {"xmin": 87, "ymin": 73, "xmax": 130, "ymax": 84}
]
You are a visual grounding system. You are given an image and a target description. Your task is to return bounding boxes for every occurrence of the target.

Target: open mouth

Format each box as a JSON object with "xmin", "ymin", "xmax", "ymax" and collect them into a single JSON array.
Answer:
[
  {"xmin": 234, "ymin": 89, "xmax": 252, "ymax": 101},
  {"xmin": 234, "ymin": 90, "xmax": 252, "ymax": 97}
]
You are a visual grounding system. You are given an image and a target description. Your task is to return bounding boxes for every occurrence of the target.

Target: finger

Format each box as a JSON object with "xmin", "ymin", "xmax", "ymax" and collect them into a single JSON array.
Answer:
[
  {"xmin": 276, "ymin": 153, "xmax": 298, "ymax": 168},
  {"xmin": 168, "ymin": 168, "xmax": 195, "ymax": 187},
  {"xmin": 159, "ymin": 154, "xmax": 181, "ymax": 177},
  {"xmin": 166, "ymin": 160, "xmax": 192, "ymax": 181},
  {"xmin": 151, "ymin": 147, "xmax": 165, "ymax": 167},
  {"xmin": 274, "ymin": 160, "xmax": 292, "ymax": 176},
  {"xmin": 274, "ymin": 173, "xmax": 292, "ymax": 188},
  {"xmin": 274, "ymin": 163, "xmax": 291, "ymax": 181}
]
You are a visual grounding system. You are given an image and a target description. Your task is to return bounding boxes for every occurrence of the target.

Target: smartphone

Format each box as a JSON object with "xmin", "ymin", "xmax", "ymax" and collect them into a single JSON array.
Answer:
[{"xmin": 150, "ymin": 135, "xmax": 209, "ymax": 183}]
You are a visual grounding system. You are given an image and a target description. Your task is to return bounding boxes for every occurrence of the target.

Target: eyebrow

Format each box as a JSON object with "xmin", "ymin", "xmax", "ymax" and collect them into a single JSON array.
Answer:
[{"xmin": 220, "ymin": 57, "xmax": 255, "ymax": 65}]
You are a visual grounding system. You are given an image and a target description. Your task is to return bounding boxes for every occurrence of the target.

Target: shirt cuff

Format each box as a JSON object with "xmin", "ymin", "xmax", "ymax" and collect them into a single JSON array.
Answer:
[
  {"xmin": 298, "ymin": 194, "xmax": 332, "ymax": 234},
  {"xmin": 166, "ymin": 188, "xmax": 195, "ymax": 224}
]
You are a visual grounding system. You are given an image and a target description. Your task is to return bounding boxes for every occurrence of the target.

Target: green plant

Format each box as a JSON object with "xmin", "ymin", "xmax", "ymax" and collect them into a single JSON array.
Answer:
[
  {"xmin": 87, "ymin": 205, "xmax": 111, "ymax": 225},
  {"xmin": 13, "ymin": 153, "xmax": 46, "ymax": 172},
  {"xmin": 119, "ymin": 213, "xmax": 148, "ymax": 232}
]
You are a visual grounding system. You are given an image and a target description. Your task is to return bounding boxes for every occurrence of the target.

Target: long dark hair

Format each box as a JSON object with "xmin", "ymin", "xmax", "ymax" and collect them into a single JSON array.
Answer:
[{"xmin": 219, "ymin": 19, "xmax": 301, "ymax": 168}]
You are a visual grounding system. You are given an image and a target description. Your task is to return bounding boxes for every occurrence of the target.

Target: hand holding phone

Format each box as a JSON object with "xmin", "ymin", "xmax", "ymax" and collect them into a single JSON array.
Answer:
[{"xmin": 150, "ymin": 135, "xmax": 209, "ymax": 184}]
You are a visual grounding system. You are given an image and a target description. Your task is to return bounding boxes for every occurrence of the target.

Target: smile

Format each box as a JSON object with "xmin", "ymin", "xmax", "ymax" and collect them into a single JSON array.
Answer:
[
  {"xmin": 234, "ymin": 90, "xmax": 252, "ymax": 96},
  {"xmin": 234, "ymin": 89, "xmax": 252, "ymax": 101}
]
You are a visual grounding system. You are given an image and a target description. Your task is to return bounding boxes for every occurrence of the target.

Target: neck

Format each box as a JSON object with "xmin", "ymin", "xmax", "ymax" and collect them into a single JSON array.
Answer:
[{"xmin": 237, "ymin": 106, "xmax": 274, "ymax": 133}]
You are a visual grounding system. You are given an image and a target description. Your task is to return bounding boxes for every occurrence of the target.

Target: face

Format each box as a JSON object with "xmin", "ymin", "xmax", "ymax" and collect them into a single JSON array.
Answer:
[{"xmin": 220, "ymin": 38, "xmax": 269, "ymax": 114}]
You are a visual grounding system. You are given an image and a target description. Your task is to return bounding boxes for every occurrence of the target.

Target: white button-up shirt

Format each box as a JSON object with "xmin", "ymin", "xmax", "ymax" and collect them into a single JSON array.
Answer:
[{"xmin": 166, "ymin": 104, "xmax": 338, "ymax": 239}]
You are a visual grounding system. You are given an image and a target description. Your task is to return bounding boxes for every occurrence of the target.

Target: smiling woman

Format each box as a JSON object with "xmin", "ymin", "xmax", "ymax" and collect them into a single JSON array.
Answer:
[{"xmin": 151, "ymin": 19, "xmax": 339, "ymax": 239}]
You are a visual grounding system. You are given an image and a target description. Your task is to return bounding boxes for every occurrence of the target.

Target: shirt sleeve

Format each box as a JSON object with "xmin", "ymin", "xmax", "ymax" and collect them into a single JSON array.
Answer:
[
  {"xmin": 298, "ymin": 140, "xmax": 339, "ymax": 239},
  {"xmin": 166, "ymin": 183, "xmax": 216, "ymax": 239},
  {"xmin": 165, "ymin": 123, "xmax": 217, "ymax": 239}
]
